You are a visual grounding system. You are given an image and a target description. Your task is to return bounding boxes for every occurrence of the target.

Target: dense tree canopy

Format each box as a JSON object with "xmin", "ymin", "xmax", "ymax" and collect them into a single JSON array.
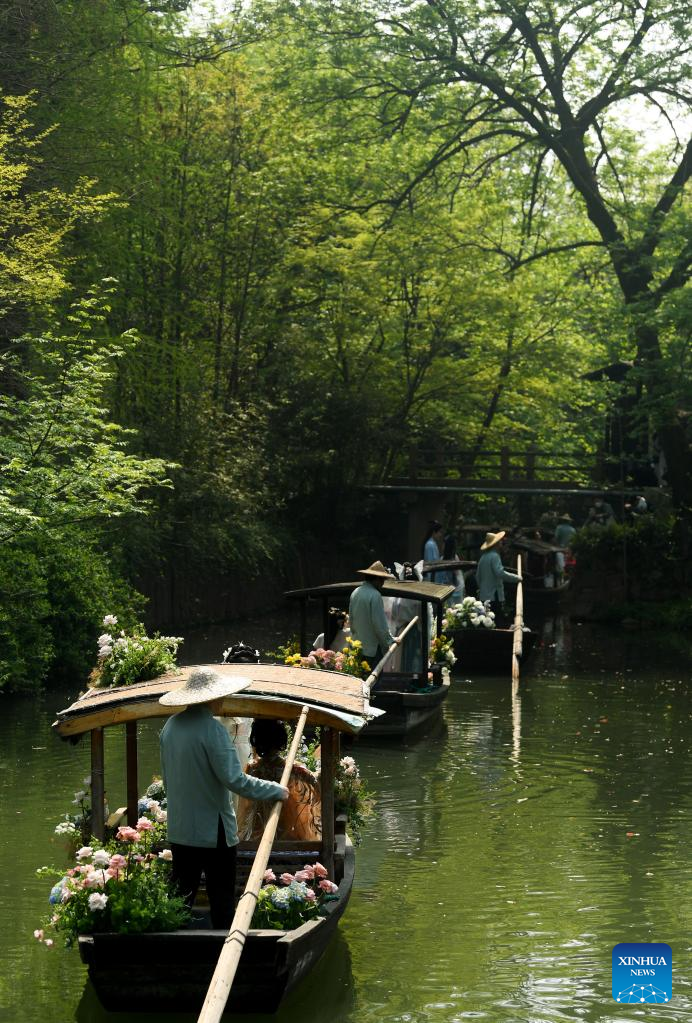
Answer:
[{"xmin": 0, "ymin": 0, "xmax": 689, "ymax": 689}]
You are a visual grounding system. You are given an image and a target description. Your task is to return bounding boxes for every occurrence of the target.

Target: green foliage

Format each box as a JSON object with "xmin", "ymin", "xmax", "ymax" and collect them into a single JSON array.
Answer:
[{"xmin": 0, "ymin": 534, "xmax": 142, "ymax": 692}]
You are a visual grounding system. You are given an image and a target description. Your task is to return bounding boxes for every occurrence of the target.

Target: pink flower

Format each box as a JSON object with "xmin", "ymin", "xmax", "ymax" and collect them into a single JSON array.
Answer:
[
  {"xmin": 279, "ymin": 872, "xmax": 294, "ymax": 885},
  {"xmin": 318, "ymin": 879, "xmax": 338, "ymax": 894},
  {"xmin": 75, "ymin": 846, "xmax": 93, "ymax": 862},
  {"xmin": 294, "ymin": 869, "xmax": 312, "ymax": 883},
  {"xmin": 116, "ymin": 826, "xmax": 141, "ymax": 843},
  {"xmin": 136, "ymin": 817, "xmax": 154, "ymax": 831},
  {"xmin": 44, "ymin": 939, "xmax": 53, "ymax": 947},
  {"xmin": 313, "ymin": 862, "xmax": 328, "ymax": 879},
  {"xmin": 304, "ymin": 888, "xmax": 317, "ymax": 902},
  {"xmin": 109, "ymin": 854, "xmax": 127, "ymax": 871},
  {"xmin": 34, "ymin": 929, "xmax": 44, "ymax": 941},
  {"xmin": 263, "ymin": 869, "xmax": 276, "ymax": 883},
  {"xmin": 300, "ymin": 865, "xmax": 315, "ymax": 880}
]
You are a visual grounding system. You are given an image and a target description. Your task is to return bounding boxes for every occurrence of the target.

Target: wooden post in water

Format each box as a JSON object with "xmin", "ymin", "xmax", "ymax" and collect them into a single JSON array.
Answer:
[
  {"xmin": 126, "ymin": 721, "xmax": 138, "ymax": 826},
  {"xmin": 197, "ymin": 705, "xmax": 310, "ymax": 1023},
  {"xmin": 90, "ymin": 727, "xmax": 105, "ymax": 840},
  {"xmin": 512, "ymin": 556, "xmax": 524, "ymax": 683}
]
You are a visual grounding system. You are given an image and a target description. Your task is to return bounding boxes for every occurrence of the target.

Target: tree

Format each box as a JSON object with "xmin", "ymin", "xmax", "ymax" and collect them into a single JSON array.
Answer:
[{"xmin": 282, "ymin": 0, "xmax": 691, "ymax": 503}]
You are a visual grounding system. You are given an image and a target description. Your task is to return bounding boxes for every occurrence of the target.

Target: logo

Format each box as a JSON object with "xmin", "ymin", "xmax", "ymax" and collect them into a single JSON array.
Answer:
[{"xmin": 612, "ymin": 943, "xmax": 672, "ymax": 1003}]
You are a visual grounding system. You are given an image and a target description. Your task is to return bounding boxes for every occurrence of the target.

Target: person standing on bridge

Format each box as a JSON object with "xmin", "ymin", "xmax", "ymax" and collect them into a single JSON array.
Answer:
[{"xmin": 476, "ymin": 531, "xmax": 519, "ymax": 623}]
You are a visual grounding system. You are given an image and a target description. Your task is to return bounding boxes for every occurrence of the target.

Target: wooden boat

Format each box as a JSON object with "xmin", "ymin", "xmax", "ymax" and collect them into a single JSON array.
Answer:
[
  {"xmin": 52, "ymin": 663, "xmax": 376, "ymax": 1014},
  {"xmin": 509, "ymin": 535, "xmax": 571, "ymax": 605},
  {"xmin": 284, "ymin": 578, "xmax": 454, "ymax": 737},
  {"xmin": 452, "ymin": 625, "xmax": 537, "ymax": 674}
]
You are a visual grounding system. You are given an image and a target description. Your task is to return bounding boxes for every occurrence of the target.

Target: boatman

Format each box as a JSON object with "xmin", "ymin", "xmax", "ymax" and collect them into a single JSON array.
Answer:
[
  {"xmin": 476, "ymin": 531, "xmax": 519, "ymax": 623},
  {"xmin": 348, "ymin": 560, "xmax": 400, "ymax": 674},
  {"xmin": 159, "ymin": 668, "xmax": 288, "ymax": 928}
]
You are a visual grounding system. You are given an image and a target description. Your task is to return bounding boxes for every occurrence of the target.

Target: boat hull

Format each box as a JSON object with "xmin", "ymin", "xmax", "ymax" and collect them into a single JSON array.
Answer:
[
  {"xmin": 365, "ymin": 674, "xmax": 450, "ymax": 736},
  {"xmin": 78, "ymin": 841, "xmax": 355, "ymax": 1014},
  {"xmin": 452, "ymin": 628, "xmax": 537, "ymax": 674}
]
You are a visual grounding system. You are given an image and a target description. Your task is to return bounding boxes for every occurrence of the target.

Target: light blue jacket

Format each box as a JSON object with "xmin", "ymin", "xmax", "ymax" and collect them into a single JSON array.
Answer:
[
  {"xmin": 160, "ymin": 705, "xmax": 284, "ymax": 848},
  {"xmin": 349, "ymin": 580, "xmax": 394, "ymax": 658},
  {"xmin": 476, "ymin": 549, "xmax": 518, "ymax": 603}
]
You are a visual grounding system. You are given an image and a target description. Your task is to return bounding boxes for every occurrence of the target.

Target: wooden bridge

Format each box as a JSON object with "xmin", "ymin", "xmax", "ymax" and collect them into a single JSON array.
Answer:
[{"xmin": 367, "ymin": 447, "xmax": 632, "ymax": 496}]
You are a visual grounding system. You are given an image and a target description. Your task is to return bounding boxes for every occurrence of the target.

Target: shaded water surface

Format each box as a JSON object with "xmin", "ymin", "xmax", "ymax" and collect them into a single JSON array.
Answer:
[{"xmin": 2, "ymin": 615, "xmax": 691, "ymax": 1022}]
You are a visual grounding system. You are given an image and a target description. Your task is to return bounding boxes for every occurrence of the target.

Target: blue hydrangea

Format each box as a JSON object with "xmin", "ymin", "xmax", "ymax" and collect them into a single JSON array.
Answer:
[
  {"xmin": 49, "ymin": 877, "xmax": 68, "ymax": 905},
  {"xmin": 269, "ymin": 888, "xmax": 292, "ymax": 909},
  {"xmin": 288, "ymin": 881, "xmax": 309, "ymax": 904}
]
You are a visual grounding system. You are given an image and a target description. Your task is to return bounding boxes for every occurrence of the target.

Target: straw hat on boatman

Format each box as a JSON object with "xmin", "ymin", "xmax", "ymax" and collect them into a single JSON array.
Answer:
[
  {"xmin": 476, "ymin": 531, "xmax": 518, "ymax": 621},
  {"xmin": 349, "ymin": 560, "xmax": 399, "ymax": 665},
  {"xmin": 159, "ymin": 668, "xmax": 288, "ymax": 929},
  {"xmin": 480, "ymin": 530, "xmax": 505, "ymax": 551}
]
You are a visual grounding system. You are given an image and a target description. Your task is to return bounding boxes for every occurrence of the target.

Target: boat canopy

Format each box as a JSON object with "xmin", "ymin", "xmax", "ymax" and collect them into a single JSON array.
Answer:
[
  {"xmin": 422, "ymin": 559, "xmax": 476, "ymax": 573},
  {"xmin": 53, "ymin": 663, "xmax": 380, "ymax": 739},
  {"xmin": 509, "ymin": 536, "xmax": 565, "ymax": 555},
  {"xmin": 285, "ymin": 579, "xmax": 454, "ymax": 604}
]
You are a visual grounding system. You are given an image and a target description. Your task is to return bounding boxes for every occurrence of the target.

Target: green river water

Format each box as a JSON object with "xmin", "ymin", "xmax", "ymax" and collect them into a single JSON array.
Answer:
[{"xmin": 1, "ymin": 614, "xmax": 691, "ymax": 1023}]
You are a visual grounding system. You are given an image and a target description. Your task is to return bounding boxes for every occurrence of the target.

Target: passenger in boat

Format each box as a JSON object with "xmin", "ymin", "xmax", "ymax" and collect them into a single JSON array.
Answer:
[
  {"xmin": 159, "ymin": 669, "xmax": 289, "ymax": 929},
  {"xmin": 440, "ymin": 533, "xmax": 466, "ymax": 604},
  {"xmin": 348, "ymin": 560, "xmax": 400, "ymax": 672},
  {"xmin": 584, "ymin": 495, "xmax": 616, "ymax": 527},
  {"xmin": 236, "ymin": 719, "xmax": 321, "ymax": 842},
  {"xmin": 312, "ymin": 607, "xmax": 351, "ymax": 652},
  {"xmin": 391, "ymin": 560, "xmax": 430, "ymax": 673},
  {"xmin": 476, "ymin": 531, "xmax": 519, "ymax": 623},
  {"xmin": 422, "ymin": 520, "xmax": 444, "ymax": 582}
]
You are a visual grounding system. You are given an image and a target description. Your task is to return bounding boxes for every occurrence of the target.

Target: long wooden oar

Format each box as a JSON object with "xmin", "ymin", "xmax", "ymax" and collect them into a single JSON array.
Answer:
[
  {"xmin": 197, "ymin": 704, "xmax": 310, "ymax": 1023},
  {"xmin": 363, "ymin": 615, "xmax": 419, "ymax": 693},
  {"xmin": 511, "ymin": 556, "xmax": 524, "ymax": 683}
]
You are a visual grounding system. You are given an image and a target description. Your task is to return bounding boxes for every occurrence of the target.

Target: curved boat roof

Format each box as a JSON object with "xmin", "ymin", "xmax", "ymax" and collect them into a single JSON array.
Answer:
[
  {"xmin": 52, "ymin": 663, "xmax": 380, "ymax": 739},
  {"xmin": 285, "ymin": 579, "xmax": 454, "ymax": 603}
]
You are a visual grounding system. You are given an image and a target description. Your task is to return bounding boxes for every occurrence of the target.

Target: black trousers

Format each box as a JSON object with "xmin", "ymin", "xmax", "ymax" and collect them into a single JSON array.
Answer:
[{"xmin": 170, "ymin": 817, "xmax": 237, "ymax": 929}]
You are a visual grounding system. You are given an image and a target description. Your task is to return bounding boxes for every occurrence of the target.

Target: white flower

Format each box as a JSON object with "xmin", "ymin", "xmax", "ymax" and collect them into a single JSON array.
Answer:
[
  {"xmin": 88, "ymin": 892, "xmax": 109, "ymax": 912},
  {"xmin": 54, "ymin": 821, "xmax": 76, "ymax": 835},
  {"xmin": 83, "ymin": 775, "xmax": 91, "ymax": 786},
  {"xmin": 97, "ymin": 634, "xmax": 112, "ymax": 647},
  {"xmin": 76, "ymin": 846, "xmax": 93, "ymax": 862},
  {"xmin": 158, "ymin": 849, "xmax": 173, "ymax": 861},
  {"xmin": 482, "ymin": 616, "xmax": 494, "ymax": 628},
  {"xmin": 114, "ymin": 637, "xmax": 129, "ymax": 650},
  {"xmin": 72, "ymin": 790, "xmax": 87, "ymax": 804},
  {"xmin": 97, "ymin": 645, "xmax": 112, "ymax": 660},
  {"xmin": 155, "ymin": 808, "xmax": 167, "ymax": 823},
  {"xmin": 85, "ymin": 870, "xmax": 107, "ymax": 888},
  {"xmin": 92, "ymin": 849, "xmax": 110, "ymax": 868},
  {"xmin": 102, "ymin": 615, "xmax": 118, "ymax": 626}
]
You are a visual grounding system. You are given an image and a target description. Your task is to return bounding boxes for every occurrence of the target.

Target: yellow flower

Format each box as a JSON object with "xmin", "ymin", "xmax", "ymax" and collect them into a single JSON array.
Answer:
[{"xmin": 361, "ymin": 661, "xmax": 370, "ymax": 672}]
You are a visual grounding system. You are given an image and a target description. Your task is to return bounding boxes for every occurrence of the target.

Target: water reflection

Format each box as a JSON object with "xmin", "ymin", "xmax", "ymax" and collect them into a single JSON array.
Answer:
[{"xmin": 3, "ymin": 617, "xmax": 692, "ymax": 1022}]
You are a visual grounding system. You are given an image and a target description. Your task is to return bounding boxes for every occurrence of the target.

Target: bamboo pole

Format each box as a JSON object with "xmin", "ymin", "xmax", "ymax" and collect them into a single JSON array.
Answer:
[
  {"xmin": 363, "ymin": 615, "xmax": 419, "ymax": 694},
  {"xmin": 511, "ymin": 556, "xmax": 524, "ymax": 683},
  {"xmin": 197, "ymin": 704, "xmax": 310, "ymax": 1023}
]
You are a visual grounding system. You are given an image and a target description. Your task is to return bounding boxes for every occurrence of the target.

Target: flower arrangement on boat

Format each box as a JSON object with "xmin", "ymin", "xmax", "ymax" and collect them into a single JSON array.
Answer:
[
  {"xmin": 429, "ymin": 634, "xmax": 456, "ymax": 666},
  {"xmin": 252, "ymin": 863, "xmax": 339, "ymax": 930},
  {"xmin": 443, "ymin": 597, "xmax": 496, "ymax": 631},
  {"xmin": 89, "ymin": 614, "xmax": 182, "ymax": 688},
  {"xmin": 36, "ymin": 821, "xmax": 189, "ymax": 946},
  {"xmin": 333, "ymin": 755, "xmax": 374, "ymax": 844},
  {"xmin": 284, "ymin": 637, "xmax": 371, "ymax": 678},
  {"xmin": 54, "ymin": 777, "xmax": 96, "ymax": 848}
]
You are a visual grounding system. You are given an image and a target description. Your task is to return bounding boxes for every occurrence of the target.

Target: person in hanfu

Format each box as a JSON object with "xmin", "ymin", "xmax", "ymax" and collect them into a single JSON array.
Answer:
[
  {"xmin": 159, "ymin": 669, "xmax": 288, "ymax": 928},
  {"xmin": 236, "ymin": 719, "xmax": 321, "ymax": 842},
  {"xmin": 312, "ymin": 607, "xmax": 351, "ymax": 652},
  {"xmin": 422, "ymin": 520, "xmax": 444, "ymax": 581},
  {"xmin": 390, "ymin": 560, "xmax": 430, "ymax": 673},
  {"xmin": 476, "ymin": 531, "xmax": 519, "ymax": 623},
  {"xmin": 348, "ymin": 560, "xmax": 400, "ymax": 673},
  {"xmin": 441, "ymin": 532, "xmax": 466, "ymax": 604}
]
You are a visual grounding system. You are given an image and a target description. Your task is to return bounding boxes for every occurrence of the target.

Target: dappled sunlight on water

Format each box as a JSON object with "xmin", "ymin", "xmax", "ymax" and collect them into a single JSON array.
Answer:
[{"xmin": 2, "ymin": 617, "xmax": 691, "ymax": 1022}]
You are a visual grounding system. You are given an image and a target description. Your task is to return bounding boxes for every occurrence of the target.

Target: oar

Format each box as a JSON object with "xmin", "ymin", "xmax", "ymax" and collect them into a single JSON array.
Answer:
[
  {"xmin": 512, "ymin": 556, "xmax": 524, "ymax": 682},
  {"xmin": 197, "ymin": 703, "xmax": 310, "ymax": 1023},
  {"xmin": 363, "ymin": 615, "xmax": 419, "ymax": 693}
]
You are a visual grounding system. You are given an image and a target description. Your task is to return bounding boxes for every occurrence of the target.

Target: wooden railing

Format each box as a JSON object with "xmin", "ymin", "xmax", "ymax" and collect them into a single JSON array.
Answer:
[{"xmin": 392, "ymin": 447, "xmax": 599, "ymax": 486}]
